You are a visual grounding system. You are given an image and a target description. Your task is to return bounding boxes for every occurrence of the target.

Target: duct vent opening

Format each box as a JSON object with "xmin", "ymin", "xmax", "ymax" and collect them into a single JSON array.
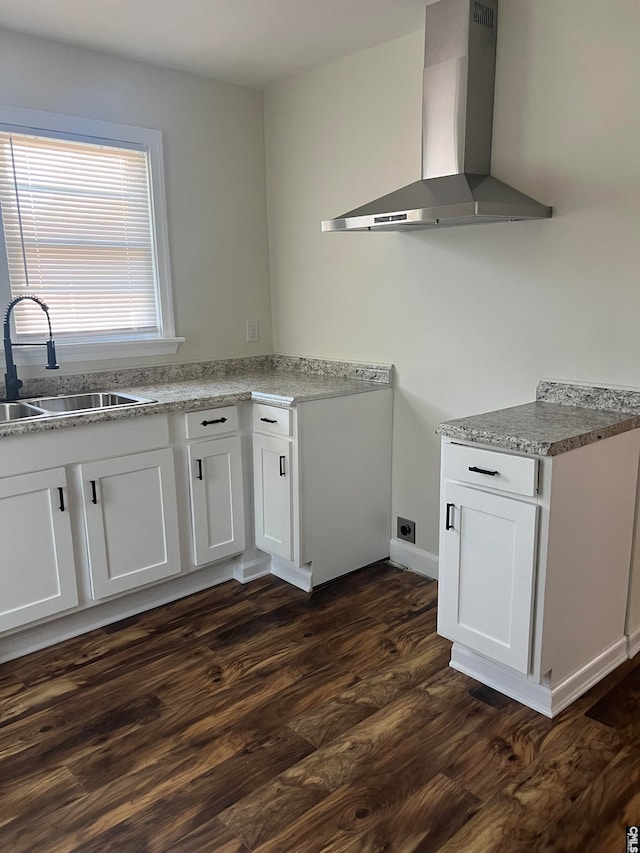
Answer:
[{"xmin": 473, "ymin": 1, "xmax": 494, "ymax": 28}]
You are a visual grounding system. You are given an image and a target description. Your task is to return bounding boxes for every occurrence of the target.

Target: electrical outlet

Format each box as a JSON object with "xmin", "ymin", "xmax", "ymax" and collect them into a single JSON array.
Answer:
[
  {"xmin": 246, "ymin": 319, "xmax": 259, "ymax": 342},
  {"xmin": 397, "ymin": 517, "xmax": 415, "ymax": 544}
]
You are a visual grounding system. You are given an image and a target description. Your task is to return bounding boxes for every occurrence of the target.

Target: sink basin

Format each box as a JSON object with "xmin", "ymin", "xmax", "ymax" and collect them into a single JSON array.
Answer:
[
  {"xmin": 28, "ymin": 391, "xmax": 156, "ymax": 413},
  {"xmin": 0, "ymin": 401, "xmax": 47, "ymax": 421}
]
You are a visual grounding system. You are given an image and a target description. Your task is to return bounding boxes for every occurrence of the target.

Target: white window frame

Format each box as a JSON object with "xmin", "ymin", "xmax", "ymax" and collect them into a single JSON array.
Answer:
[{"xmin": 0, "ymin": 104, "xmax": 183, "ymax": 364}]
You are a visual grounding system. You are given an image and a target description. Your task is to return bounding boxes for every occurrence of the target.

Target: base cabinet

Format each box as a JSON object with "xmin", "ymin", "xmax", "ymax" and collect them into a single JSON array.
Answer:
[
  {"xmin": 0, "ymin": 467, "xmax": 78, "ymax": 632},
  {"xmin": 79, "ymin": 447, "xmax": 181, "ymax": 599},
  {"xmin": 0, "ymin": 388, "xmax": 393, "ymax": 657},
  {"xmin": 438, "ymin": 432, "xmax": 640, "ymax": 717},
  {"xmin": 438, "ymin": 481, "xmax": 538, "ymax": 673},
  {"xmin": 253, "ymin": 433, "xmax": 292, "ymax": 561},
  {"xmin": 187, "ymin": 435, "xmax": 245, "ymax": 566},
  {"xmin": 252, "ymin": 391, "xmax": 393, "ymax": 589}
]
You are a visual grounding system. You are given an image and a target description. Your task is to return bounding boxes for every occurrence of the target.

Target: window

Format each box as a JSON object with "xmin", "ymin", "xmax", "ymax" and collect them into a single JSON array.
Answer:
[{"xmin": 0, "ymin": 106, "xmax": 182, "ymax": 363}]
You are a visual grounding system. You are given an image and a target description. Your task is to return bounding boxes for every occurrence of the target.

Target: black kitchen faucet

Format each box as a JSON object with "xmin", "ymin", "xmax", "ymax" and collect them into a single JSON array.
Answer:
[{"xmin": 3, "ymin": 295, "xmax": 59, "ymax": 401}]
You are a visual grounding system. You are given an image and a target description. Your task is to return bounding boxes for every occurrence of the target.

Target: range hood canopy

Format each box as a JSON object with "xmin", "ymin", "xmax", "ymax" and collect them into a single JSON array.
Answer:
[{"xmin": 322, "ymin": 0, "xmax": 551, "ymax": 232}]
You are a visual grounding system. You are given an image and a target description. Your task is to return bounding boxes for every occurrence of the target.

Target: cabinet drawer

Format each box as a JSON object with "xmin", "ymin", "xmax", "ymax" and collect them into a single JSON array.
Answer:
[
  {"xmin": 184, "ymin": 406, "xmax": 239, "ymax": 439},
  {"xmin": 443, "ymin": 442, "xmax": 537, "ymax": 497},
  {"xmin": 253, "ymin": 404, "xmax": 292, "ymax": 437}
]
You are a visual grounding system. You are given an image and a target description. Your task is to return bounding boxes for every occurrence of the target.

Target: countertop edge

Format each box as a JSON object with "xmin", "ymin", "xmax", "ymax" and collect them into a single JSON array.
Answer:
[{"xmin": 0, "ymin": 378, "xmax": 391, "ymax": 439}]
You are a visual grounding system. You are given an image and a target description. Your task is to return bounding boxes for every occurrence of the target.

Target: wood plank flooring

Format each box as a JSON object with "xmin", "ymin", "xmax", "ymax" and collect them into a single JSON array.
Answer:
[{"xmin": 0, "ymin": 561, "xmax": 639, "ymax": 852}]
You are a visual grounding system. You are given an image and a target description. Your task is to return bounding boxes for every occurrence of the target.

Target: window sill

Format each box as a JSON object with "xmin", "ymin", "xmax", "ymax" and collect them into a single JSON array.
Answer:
[{"xmin": 7, "ymin": 337, "xmax": 185, "ymax": 365}]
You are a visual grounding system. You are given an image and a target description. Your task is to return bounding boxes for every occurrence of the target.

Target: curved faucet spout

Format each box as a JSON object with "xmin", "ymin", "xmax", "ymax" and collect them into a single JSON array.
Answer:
[{"xmin": 3, "ymin": 295, "xmax": 59, "ymax": 401}]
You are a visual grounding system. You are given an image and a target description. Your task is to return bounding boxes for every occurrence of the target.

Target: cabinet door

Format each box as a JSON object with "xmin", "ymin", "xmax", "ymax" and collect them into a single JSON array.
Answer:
[
  {"xmin": 188, "ymin": 436, "xmax": 245, "ymax": 566},
  {"xmin": 80, "ymin": 448, "xmax": 181, "ymax": 599},
  {"xmin": 438, "ymin": 482, "xmax": 538, "ymax": 673},
  {"xmin": 0, "ymin": 467, "xmax": 77, "ymax": 632},
  {"xmin": 253, "ymin": 433, "xmax": 292, "ymax": 561}
]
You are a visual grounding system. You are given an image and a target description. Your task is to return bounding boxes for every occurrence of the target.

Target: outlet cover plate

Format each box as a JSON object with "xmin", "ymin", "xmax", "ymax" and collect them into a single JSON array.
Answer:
[
  {"xmin": 397, "ymin": 516, "xmax": 415, "ymax": 544},
  {"xmin": 246, "ymin": 319, "xmax": 259, "ymax": 342}
]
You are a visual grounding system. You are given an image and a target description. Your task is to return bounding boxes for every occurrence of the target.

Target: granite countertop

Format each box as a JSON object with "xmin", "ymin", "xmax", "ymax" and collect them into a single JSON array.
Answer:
[
  {"xmin": 437, "ymin": 379, "xmax": 640, "ymax": 456},
  {"xmin": 437, "ymin": 400, "xmax": 640, "ymax": 456},
  {"xmin": 0, "ymin": 356, "xmax": 392, "ymax": 439}
]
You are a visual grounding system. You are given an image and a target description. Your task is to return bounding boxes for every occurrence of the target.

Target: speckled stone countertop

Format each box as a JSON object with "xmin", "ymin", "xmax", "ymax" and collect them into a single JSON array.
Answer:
[
  {"xmin": 437, "ymin": 380, "xmax": 640, "ymax": 456},
  {"xmin": 0, "ymin": 355, "xmax": 392, "ymax": 439}
]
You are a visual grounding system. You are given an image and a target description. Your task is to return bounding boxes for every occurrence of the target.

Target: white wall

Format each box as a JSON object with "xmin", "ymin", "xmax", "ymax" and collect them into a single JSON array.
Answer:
[
  {"xmin": 264, "ymin": 0, "xmax": 640, "ymax": 556},
  {"xmin": 0, "ymin": 28, "xmax": 273, "ymax": 375}
]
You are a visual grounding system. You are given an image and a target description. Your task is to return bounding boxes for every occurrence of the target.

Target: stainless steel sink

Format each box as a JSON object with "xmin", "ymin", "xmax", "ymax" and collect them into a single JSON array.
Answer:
[
  {"xmin": 0, "ymin": 401, "xmax": 47, "ymax": 421},
  {"xmin": 28, "ymin": 391, "xmax": 155, "ymax": 413}
]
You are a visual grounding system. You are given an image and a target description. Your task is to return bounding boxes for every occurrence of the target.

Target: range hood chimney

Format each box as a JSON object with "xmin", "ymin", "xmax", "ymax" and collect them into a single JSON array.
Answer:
[{"xmin": 322, "ymin": 0, "xmax": 551, "ymax": 232}]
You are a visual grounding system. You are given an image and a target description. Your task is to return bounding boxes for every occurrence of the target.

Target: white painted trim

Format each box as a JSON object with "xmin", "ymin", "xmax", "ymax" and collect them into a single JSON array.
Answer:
[
  {"xmin": 0, "ymin": 103, "xmax": 166, "ymax": 144},
  {"xmin": 627, "ymin": 625, "xmax": 640, "ymax": 658},
  {"xmin": 0, "ymin": 560, "xmax": 234, "ymax": 664},
  {"xmin": 270, "ymin": 556, "xmax": 313, "ymax": 592},
  {"xmin": 389, "ymin": 538, "xmax": 438, "ymax": 579},
  {"xmin": 12, "ymin": 337, "xmax": 184, "ymax": 365},
  {"xmin": 0, "ymin": 103, "xmax": 178, "ymax": 359},
  {"xmin": 233, "ymin": 550, "xmax": 271, "ymax": 584},
  {"xmin": 450, "ymin": 637, "xmax": 629, "ymax": 718},
  {"xmin": 450, "ymin": 644, "xmax": 555, "ymax": 717},
  {"xmin": 550, "ymin": 638, "xmax": 629, "ymax": 712}
]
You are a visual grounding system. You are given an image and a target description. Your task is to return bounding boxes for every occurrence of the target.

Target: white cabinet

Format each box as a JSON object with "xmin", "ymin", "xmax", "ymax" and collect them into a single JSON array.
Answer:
[
  {"xmin": 252, "ymin": 390, "xmax": 393, "ymax": 590},
  {"xmin": 438, "ymin": 481, "xmax": 537, "ymax": 673},
  {"xmin": 182, "ymin": 406, "xmax": 245, "ymax": 568},
  {"xmin": 187, "ymin": 435, "xmax": 245, "ymax": 566},
  {"xmin": 80, "ymin": 447, "xmax": 181, "ymax": 599},
  {"xmin": 0, "ymin": 387, "xmax": 392, "ymax": 657},
  {"xmin": 438, "ymin": 432, "xmax": 640, "ymax": 717},
  {"xmin": 0, "ymin": 467, "xmax": 78, "ymax": 632},
  {"xmin": 253, "ymin": 432, "xmax": 292, "ymax": 561}
]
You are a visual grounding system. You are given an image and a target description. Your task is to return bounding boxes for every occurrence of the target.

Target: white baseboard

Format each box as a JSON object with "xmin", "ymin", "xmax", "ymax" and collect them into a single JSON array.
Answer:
[
  {"xmin": 450, "ymin": 637, "xmax": 629, "ymax": 718},
  {"xmin": 550, "ymin": 638, "xmax": 628, "ymax": 713},
  {"xmin": 233, "ymin": 549, "xmax": 271, "ymax": 584},
  {"xmin": 450, "ymin": 645, "xmax": 555, "ymax": 716},
  {"xmin": 627, "ymin": 625, "xmax": 640, "ymax": 658},
  {"xmin": 0, "ymin": 561, "xmax": 235, "ymax": 664},
  {"xmin": 270, "ymin": 556, "xmax": 313, "ymax": 592},
  {"xmin": 389, "ymin": 539, "xmax": 438, "ymax": 580}
]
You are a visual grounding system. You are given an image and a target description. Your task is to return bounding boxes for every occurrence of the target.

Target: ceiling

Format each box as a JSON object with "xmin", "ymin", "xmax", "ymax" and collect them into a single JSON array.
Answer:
[{"xmin": 0, "ymin": 0, "xmax": 429, "ymax": 89}]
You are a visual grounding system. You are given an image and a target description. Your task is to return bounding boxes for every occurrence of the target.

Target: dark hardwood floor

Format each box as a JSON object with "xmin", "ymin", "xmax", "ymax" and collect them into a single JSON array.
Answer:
[{"xmin": 1, "ymin": 561, "xmax": 638, "ymax": 852}]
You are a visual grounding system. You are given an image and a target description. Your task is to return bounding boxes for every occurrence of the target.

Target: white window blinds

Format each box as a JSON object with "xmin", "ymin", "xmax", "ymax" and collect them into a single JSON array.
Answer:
[{"xmin": 0, "ymin": 132, "xmax": 160, "ymax": 341}]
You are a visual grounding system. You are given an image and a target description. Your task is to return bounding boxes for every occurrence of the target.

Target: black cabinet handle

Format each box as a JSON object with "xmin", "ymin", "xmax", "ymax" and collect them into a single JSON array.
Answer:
[
  {"xmin": 445, "ymin": 502, "xmax": 454, "ymax": 530},
  {"xmin": 201, "ymin": 417, "xmax": 227, "ymax": 426},
  {"xmin": 279, "ymin": 455, "xmax": 286, "ymax": 477},
  {"xmin": 58, "ymin": 486, "xmax": 65, "ymax": 512},
  {"xmin": 90, "ymin": 480, "xmax": 97, "ymax": 505},
  {"xmin": 468, "ymin": 466, "xmax": 499, "ymax": 476},
  {"xmin": 261, "ymin": 417, "xmax": 277, "ymax": 424},
  {"xmin": 196, "ymin": 459, "xmax": 203, "ymax": 481}
]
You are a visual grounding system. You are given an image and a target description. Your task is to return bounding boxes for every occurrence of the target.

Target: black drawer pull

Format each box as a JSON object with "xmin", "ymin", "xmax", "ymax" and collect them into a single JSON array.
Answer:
[
  {"xmin": 468, "ymin": 466, "xmax": 499, "ymax": 476},
  {"xmin": 279, "ymin": 455, "xmax": 286, "ymax": 477},
  {"xmin": 90, "ymin": 480, "xmax": 98, "ymax": 505},
  {"xmin": 260, "ymin": 417, "xmax": 277, "ymax": 424},
  {"xmin": 196, "ymin": 459, "xmax": 203, "ymax": 481},
  {"xmin": 58, "ymin": 487, "xmax": 65, "ymax": 512},
  {"xmin": 201, "ymin": 417, "xmax": 227, "ymax": 426},
  {"xmin": 445, "ymin": 502, "xmax": 454, "ymax": 530}
]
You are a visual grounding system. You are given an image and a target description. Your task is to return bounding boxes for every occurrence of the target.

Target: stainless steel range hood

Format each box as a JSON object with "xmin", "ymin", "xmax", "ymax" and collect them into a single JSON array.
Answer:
[{"xmin": 322, "ymin": 0, "xmax": 551, "ymax": 232}]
